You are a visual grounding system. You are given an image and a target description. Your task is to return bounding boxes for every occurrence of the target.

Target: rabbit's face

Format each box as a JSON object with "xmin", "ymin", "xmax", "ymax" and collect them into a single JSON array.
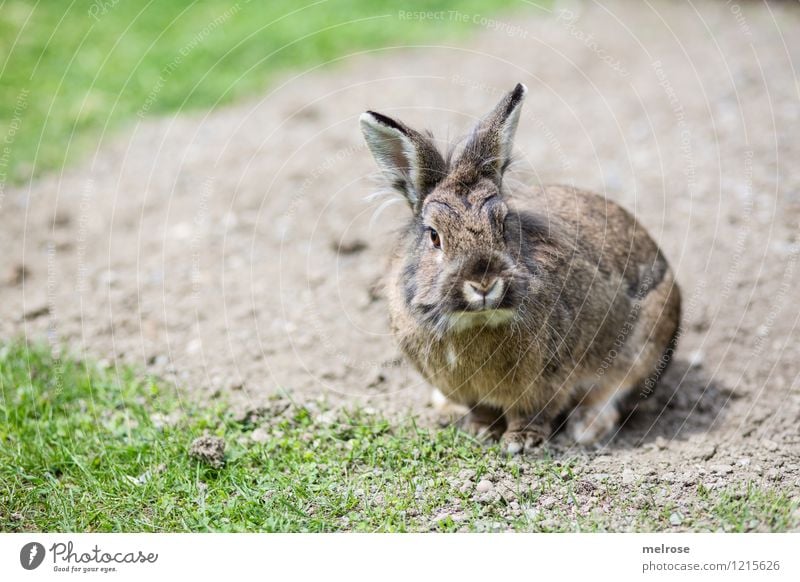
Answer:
[
  {"xmin": 360, "ymin": 84, "xmax": 530, "ymax": 332},
  {"xmin": 407, "ymin": 178, "xmax": 527, "ymax": 331}
]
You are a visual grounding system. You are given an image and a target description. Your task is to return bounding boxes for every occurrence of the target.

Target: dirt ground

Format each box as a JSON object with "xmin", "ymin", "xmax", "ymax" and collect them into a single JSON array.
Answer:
[{"xmin": 2, "ymin": 0, "xmax": 799, "ymax": 527}]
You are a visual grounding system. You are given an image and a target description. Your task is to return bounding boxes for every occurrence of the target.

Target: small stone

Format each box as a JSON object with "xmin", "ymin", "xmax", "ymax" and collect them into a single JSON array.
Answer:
[
  {"xmin": 476, "ymin": 479, "xmax": 494, "ymax": 493},
  {"xmin": 737, "ymin": 457, "xmax": 751, "ymax": 467},
  {"xmin": 523, "ymin": 507, "xmax": 540, "ymax": 520},
  {"xmin": 188, "ymin": 436, "xmax": 226, "ymax": 468},
  {"xmin": 669, "ymin": 512, "xmax": 683, "ymax": 526},
  {"xmin": 186, "ymin": 338, "xmax": 202, "ymax": 354},
  {"xmin": 250, "ymin": 427, "xmax": 270, "ymax": 443},
  {"xmin": 655, "ymin": 436, "xmax": 669, "ymax": 450},
  {"xmin": 316, "ymin": 410, "xmax": 337, "ymax": 425},
  {"xmin": 711, "ymin": 464, "xmax": 733, "ymax": 475},
  {"xmin": 504, "ymin": 441, "xmax": 523, "ymax": 455},
  {"xmin": 660, "ymin": 472, "xmax": 679, "ymax": 484},
  {"xmin": 766, "ymin": 468, "xmax": 782, "ymax": 481},
  {"xmin": 458, "ymin": 469, "xmax": 476, "ymax": 480},
  {"xmin": 539, "ymin": 495, "xmax": 557, "ymax": 508},
  {"xmin": 763, "ymin": 440, "xmax": 779, "ymax": 452},
  {"xmin": 433, "ymin": 511, "xmax": 462, "ymax": 525},
  {"xmin": 688, "ymin": 350, "xmax": 704, "ymax": 368},
  {"xmin": 147, "ymin": 354, "xmax": 169, "ymax": 367},
  {"xmin": 696, "ymin": 444, "xmax": 717, "ymax": 461},
  {"xmin": 622, "ymin": 468, "xmax": 636, "ymax": 485}
]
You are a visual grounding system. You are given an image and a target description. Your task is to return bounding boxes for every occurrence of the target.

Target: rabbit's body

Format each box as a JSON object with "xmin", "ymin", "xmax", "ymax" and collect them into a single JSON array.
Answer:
[
  {"xmin": 388, "ymin": 185, "xmax": 680, "ymax": 447},
  {"xmin": 361, "ymin": 84, "xmax": 681, "ymax": 452}
]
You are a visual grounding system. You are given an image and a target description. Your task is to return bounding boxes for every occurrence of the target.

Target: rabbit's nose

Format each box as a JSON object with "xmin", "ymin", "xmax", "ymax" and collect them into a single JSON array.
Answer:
[{"xmin": 463, "ymin": 278, "xmax": 503, "ymax": 307}]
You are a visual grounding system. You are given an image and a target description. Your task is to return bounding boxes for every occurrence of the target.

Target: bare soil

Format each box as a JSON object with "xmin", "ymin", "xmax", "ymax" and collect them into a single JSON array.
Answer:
[{"xmin": 2, "ymin": 0, "xmax": 799, "ymax": 528}]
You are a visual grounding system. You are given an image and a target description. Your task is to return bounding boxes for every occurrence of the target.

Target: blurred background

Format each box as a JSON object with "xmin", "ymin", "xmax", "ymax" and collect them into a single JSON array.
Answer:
[{"xmin": 0, "ymin": 0, "xmax": 521, "ymax": 184}]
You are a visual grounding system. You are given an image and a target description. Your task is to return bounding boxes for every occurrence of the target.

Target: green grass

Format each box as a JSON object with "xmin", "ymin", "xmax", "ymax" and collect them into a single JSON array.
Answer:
[
  {"xmin": 0, "ymin": 0, "xmax": 533, "ymax": 185},
  {"xmin": 1, "ymin": 342, "xmax": 797, "ymax": 532}
]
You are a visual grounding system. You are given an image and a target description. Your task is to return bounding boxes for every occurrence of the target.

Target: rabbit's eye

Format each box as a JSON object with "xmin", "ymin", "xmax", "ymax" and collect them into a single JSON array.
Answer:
[{"xmin": 429, "ymin": 228, "xmax": 441, "ymax": 249}]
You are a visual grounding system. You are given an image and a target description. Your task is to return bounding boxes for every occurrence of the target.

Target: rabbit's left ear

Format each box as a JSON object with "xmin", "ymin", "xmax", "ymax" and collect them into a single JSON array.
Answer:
[
  {"xmin": 360, "ymin": 111, "xmax": 447, "ymax": 214},
  {"xmin": 455, "ymin": 83, "xmax": 527, "ymax": 186}
]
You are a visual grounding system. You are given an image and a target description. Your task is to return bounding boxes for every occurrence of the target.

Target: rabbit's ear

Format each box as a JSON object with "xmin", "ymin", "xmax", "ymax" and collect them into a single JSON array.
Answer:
[
  {"xmin": 456, "ymin": 83, "xmax": 527, "ymax": 187},
  {"xmin": 360, "ymin": 111, "xmax": 447, "ymax": 213}
]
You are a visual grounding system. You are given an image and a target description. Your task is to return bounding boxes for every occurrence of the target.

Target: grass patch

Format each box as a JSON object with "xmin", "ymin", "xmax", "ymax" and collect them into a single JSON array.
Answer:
[
  {"xmin": 1, "ymin": 342, "xmax": 796, "ymax": 532},
  {"xmin": 0, "ymin": 0, "xmax": 536, "ymax": 185}
]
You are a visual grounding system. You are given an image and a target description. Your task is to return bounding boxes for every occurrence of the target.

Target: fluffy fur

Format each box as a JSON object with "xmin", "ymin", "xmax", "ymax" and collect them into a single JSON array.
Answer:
[{"xmin": 360, "ymin": 84, "xmax": 681, "ymax": 453}]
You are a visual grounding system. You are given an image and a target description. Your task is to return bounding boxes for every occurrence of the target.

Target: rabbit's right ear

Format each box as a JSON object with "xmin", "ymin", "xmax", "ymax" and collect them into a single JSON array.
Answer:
[{"xmin": 360, "ymin": 111, "xmax": 447, "ymax": 214}]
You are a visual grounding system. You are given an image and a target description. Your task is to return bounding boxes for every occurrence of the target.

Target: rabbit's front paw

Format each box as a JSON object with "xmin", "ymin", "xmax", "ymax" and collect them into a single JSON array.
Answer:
[
  {"xmin": 568, "ymin": 403, "xmax": 619, "ymax": 446},
  {"xmin": 500, "ymin": 418, "xmax": 550, "ymax": 455},
  {"xmin": 459, "ymin": 405, "xmax": 506, "ymax": 442}
]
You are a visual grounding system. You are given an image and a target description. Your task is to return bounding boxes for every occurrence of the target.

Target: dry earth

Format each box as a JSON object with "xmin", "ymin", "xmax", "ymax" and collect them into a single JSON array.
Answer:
[{"xmin": 2, "ymin": 0, "xmax": 800, "ymax": 528}]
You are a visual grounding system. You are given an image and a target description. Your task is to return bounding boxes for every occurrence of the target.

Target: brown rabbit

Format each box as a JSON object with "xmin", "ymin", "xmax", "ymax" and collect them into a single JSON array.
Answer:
[{"xmin": 360, "ymin": 83, "xmax": 681, "ymax": 453}]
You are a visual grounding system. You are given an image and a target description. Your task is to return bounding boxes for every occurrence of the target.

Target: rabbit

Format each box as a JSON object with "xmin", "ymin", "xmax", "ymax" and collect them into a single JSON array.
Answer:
[{"xmin": 359, "ymin": 83, "xmax": 681, "ymax": 453}]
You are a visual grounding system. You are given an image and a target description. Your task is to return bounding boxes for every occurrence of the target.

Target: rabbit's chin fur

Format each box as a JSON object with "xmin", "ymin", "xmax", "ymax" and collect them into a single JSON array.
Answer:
[
  {"xmin": 446, "ymin": 309, "xmax": 515, "ymax": 333},
  {"xmin": 361, "ymin": 84, "xmax": 681, "ymax": 453}
]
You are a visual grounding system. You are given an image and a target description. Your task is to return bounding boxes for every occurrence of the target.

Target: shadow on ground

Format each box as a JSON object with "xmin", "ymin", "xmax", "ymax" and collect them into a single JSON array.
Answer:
[{"xmin": 612, "ymin": 359, "xmax": 728, "ymax": 449}]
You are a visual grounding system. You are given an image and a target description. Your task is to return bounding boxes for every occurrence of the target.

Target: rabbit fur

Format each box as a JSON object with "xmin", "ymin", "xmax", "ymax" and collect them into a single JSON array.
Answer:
[{"xmin": 360, "ymin": 84, "xmax": 681, "ymax": 453}]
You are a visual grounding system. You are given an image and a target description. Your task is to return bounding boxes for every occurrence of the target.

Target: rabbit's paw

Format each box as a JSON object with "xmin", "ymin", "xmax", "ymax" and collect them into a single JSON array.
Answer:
[
  {"xmin": 431, "ymin": 388, "xmax": 469, "ymax": 427},
  {"xmin": 500, "ymin": 425, "xmax": 548, "ymax": 455},
  {"xmin": 459, "ymin": 405, "xmax": 506, "ymax": 442},
  {"xmin": 568, "ymin": 403, "xmax": 619, "ymax": 446}
]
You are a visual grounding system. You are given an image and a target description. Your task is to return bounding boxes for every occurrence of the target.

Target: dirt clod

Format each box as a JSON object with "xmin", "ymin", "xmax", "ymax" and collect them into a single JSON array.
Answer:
[
  {"xmin": 4, "ymin": 264, "xmax": 29, "ymax": 286},
  {"xmin": 189, "ymin": 436, "xmax": 226, "ymax": 468}
]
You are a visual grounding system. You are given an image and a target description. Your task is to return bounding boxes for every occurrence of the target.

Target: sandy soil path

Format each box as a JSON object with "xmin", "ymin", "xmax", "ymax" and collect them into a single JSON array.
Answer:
[{"xmin": 2, "ymin": 0, "xmax": 799, "ymax": 515}]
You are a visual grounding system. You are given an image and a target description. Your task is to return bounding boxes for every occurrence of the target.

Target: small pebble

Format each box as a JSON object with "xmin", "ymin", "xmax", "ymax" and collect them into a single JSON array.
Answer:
[
  {"xmin": 622, "ymin": 468, "xmax": 636, "ymax": 485},
  {"xmin": 475, "ymin": 479, "xmax": 494, "ymax": 493},
  {"xmin": 688, "ymin": 350, "xmax": 704, "ymax": 368},
  {"xmin": 250, "ymin": 427, "xmax": 270, "ymax": 443},
  {"xmin": 539, "ymin": 495, "xmax": 557, "ymax": 508}
]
